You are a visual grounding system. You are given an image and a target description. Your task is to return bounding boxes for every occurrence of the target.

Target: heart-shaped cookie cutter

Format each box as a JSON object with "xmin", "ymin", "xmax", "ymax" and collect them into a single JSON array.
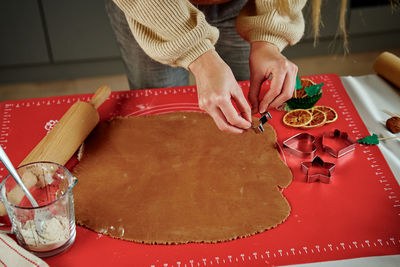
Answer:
[
  {"xmin": 322, "ymin": 129, "xmax": 356, "ymax": 158},
  {"xmin": 282, "ymin": 133, "xmax": 316, "ymax": 158},
  {"xmin": 301, "ymin": 156, "xmax": 335, "ymax": 183}
]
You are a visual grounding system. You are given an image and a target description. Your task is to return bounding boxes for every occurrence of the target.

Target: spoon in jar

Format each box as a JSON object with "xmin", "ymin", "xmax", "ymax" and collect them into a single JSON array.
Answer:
[{"xmin": 0, "ymin": 145, "xmax": 46, "ymax": 233}]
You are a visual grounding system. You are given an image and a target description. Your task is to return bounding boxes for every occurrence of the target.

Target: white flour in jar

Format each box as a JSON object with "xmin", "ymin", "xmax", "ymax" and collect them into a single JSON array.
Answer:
[{"xmin": 19, "ymin": 215, "xmax": 70, "ymax": 252}]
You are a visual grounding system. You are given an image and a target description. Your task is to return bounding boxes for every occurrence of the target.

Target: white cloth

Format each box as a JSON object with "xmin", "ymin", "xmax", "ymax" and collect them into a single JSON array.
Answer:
[
  {"xmin": 0, "ymin": 234, "xmax": 49, "ymax": 267},
  {"xmin": 341, "ymin": 74, "xmax": 400, "ymax": 184}
]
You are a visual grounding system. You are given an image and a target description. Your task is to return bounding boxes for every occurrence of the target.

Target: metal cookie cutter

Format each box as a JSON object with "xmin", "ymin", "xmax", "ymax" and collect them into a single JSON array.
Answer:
[
  {"xmin": 282, "ymin": 133, "xmax": 317, "ymax": 158},
  {"xmin": 322, "ymin": 129, "xmax": 356, "ymax": 158},
  {"xmin": 256, "ymin": 111, "xmax": 272, "ymax": 133},
  {"xmin": 301, "ymin": 156, "xmax": 335, "ymax": 184}
]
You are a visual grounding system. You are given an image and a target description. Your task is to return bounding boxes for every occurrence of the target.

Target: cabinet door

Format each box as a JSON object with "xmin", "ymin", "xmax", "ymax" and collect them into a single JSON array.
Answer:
[
  {"xmin": 349, "ymin": 4, "xmax": 400, "ymax": 34},
  {"xmin": 42, "ymin": 0, "xmax": 120, "ymax": 62},
  {"xmin": 0, "ymin": 1, "xmax": 49, "ymax": 67},
  {"xmin": 348, "ymin": 5, "xmax": 400, "ymax": 52}
]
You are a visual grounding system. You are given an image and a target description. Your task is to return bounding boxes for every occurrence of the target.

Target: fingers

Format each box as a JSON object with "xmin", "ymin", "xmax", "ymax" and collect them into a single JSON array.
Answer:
[
  {"xmin": 208, "ymin": 106, "xmax": 245, "ymax": 134},
  {"xmin": 198, "ymin": 89, "xmax": 252, "ymax": 134},
  {"xmin": 219, "ymin": 96, "xmax": 252, "ymax": 129},
  {"xmin": 259, "ymin": 63, "xmax": 298, "ymax": 112},
  {"xmin": 231, "ymin": 87, "xmax": 252, "ymax": 123},
  {"xmin": 259, "ymin": 70, "xmax": 286, "ymax": 113},
  {"xmin": 248, "ymin": 71, "xmax": 267, "ymax": 115},
  {"xmin": 268, "ymin": 68, "xmax": 297, "ymax": 108}
]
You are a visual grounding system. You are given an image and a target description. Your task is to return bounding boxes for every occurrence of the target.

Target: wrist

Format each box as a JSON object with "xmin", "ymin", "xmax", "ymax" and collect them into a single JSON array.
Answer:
[
  {"xmin": 251, "ymin": 41, "xmax": 280, "ymax": 52},
  {"xmin": 188, "ymin": 49, "xmax": 224, "ymax": 77}
]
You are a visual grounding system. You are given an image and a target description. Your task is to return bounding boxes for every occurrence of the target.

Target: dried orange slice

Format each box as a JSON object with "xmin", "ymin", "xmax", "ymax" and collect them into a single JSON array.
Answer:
[
  {"xmin": 300, "ymin": 78, "xmax": 315, "ymax": 89},
  {"xmin": 303, "ymin": 108, "xmax": 327, "ymax": 128},
  {"xmin": 313, "ymin": 105, "xmax": 338, "ymax": 123},
  {"xmin": 292, "ymin": 78, "xmax": 316, "ymax": 99},
  {"xmin": 283, "ymin": 109, "xmax": 313, "ymax": 127},
  {"xmin": 293, "ymin": 88, "xmax": 307, "ymax": 98}
]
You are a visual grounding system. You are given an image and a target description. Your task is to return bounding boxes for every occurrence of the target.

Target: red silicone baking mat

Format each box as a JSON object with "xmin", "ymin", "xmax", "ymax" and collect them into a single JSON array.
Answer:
[{"xmin": 0, "ymin": 74, "xmax": 399, "ymax": 266}]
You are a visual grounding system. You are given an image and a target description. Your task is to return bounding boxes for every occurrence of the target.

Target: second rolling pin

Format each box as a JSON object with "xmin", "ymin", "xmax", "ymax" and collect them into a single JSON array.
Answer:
[{"xmin": 373, "ymin": 52, "xmax": 400, "ymax": 89}]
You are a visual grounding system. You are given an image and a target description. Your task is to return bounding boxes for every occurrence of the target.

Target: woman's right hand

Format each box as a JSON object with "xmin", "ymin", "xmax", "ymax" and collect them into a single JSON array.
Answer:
[
  {"xmin": 189, "ymin": 50, "xmax": 252, "ymax": 134},
  {"xmin": 248, "ymin": 42, "xmax": 298, "ymax": 114}
]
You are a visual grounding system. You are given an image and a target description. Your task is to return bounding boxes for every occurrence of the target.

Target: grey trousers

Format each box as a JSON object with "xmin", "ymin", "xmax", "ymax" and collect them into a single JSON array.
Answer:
[{"xmin": 105, "ymin": 0, "xmax": 250, "ymax": 90}]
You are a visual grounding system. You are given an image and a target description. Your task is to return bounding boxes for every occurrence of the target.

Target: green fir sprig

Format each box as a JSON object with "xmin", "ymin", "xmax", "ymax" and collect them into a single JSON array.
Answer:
[
  {"xmin": 305, "ymin": 83, "xmax": 324, "ymax": 97},
  {"xmin": 295, "ymin": 75, "xmax": 302, "ymax": 90},
  {"xmin": 357, "ymin": 134, "xmax": 379, "ymax": 145}
]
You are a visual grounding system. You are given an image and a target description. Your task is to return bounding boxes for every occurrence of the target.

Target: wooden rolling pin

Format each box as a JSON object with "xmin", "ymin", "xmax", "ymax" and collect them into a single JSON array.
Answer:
[
  {"xmin": 0, "ymin": 86, "xmax": 111, "ymax": 216},
  {"xmin": 373, "ymin": 52, "xmax": 400, "ymax": 88}
]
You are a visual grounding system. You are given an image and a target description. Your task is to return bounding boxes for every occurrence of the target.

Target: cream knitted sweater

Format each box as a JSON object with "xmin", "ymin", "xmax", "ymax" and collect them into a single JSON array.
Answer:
[{"xmin": 113, "ymin": 0, "xmax": 306, "ymax": 69}]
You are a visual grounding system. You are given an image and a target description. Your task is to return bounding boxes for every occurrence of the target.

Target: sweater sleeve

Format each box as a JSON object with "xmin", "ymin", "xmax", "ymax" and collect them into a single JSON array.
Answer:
[
  {"xmin": 112, "ymin": 0, "xmax": 219, "ymax": 69},
  {"xmin": 236, "ymin": 0, "xmax": 307, "ymax": 51}
]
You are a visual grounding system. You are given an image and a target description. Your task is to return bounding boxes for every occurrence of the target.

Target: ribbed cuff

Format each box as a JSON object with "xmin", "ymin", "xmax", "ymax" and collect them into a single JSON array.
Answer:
[
  {"xmin": 248, "ymin": 29, "xmax": 289, "ymax": 52},
  {"xmin": 177, "ymin": 39, "xmax": 215, "ymax": 69}
]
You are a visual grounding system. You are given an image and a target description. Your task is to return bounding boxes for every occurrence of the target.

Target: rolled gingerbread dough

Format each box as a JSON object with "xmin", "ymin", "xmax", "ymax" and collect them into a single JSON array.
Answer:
[{"xmin": 73, "ymin": 112, "xmax": 292, "ymax": 244}]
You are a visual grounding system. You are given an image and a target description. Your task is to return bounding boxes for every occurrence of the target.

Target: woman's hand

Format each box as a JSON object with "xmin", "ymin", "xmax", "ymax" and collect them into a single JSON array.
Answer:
[
  {"xmin": 189, "ymin": 50, "xmax": 252, "ymax": 134},
  {"xmin": 248, "ymin": 41, "xmax": 298, "ymax": 114}
]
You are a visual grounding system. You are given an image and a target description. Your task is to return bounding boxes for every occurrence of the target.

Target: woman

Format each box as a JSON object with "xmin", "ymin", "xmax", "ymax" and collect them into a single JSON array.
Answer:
[{"xmin": 105, "ymin": 0, "xmax": 311, "ymax": 133}]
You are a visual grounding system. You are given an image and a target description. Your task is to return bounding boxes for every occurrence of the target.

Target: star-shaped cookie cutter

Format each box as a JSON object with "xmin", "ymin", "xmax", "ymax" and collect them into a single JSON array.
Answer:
[
  {"xmin": 282, "ymin": 133, "xmax": 316, "ymax": 158},
  {"xmin": 322, "ymin": 129, "xmax": 356, "ymax": 158},
  {"xmin": 301, "ymin": 156, "xmax": 335, "ymax": 183}
]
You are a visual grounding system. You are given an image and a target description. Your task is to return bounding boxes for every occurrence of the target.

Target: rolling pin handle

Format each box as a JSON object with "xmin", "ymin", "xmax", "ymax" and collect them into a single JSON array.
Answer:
[{"xmin": 90, "ymin": 86, "xmax": 111, "ymax": 109}]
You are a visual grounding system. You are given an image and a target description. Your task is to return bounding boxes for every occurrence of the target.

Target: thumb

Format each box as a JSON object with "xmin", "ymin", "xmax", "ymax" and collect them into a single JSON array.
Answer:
[{"xmin": 248, "ymin": 73, "xmax": 266, "ymax": 114}]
